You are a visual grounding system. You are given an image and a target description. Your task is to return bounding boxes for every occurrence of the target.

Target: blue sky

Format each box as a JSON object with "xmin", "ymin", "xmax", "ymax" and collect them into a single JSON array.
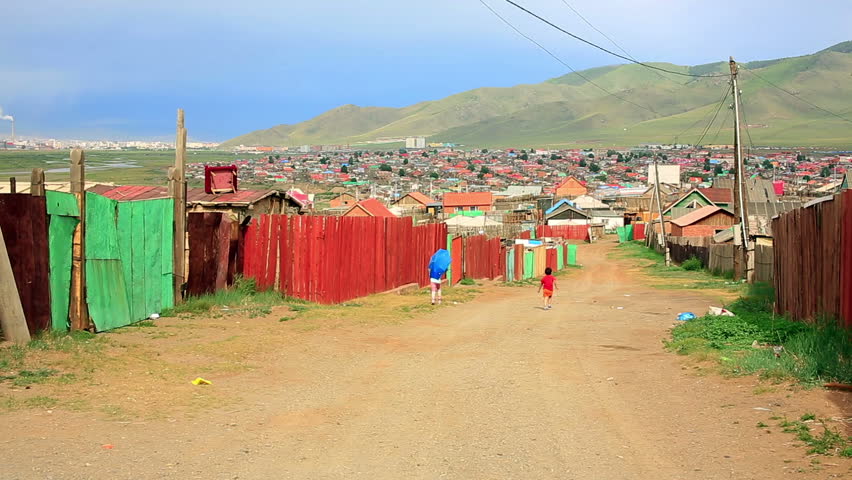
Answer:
[{"xmin": 2, "ymin": 0, "xmax": 851, "ymax": 141}]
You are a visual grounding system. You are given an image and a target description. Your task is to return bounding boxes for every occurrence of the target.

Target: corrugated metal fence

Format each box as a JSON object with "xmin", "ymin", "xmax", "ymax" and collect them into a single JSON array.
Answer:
[
  {"xmin": 461, "ymin": 235, "xmax": 504, "ymax": 280},
  {"xmin": 240, "ymin": 215, "xmax": 447, "ymax": 304},
  {"xmin": 773, "ymin": 191, "xmax": 850, "ymax": 327},
  {"xmin": 538, "ymin": 225, "xmax": 590, "ymax": 241}
]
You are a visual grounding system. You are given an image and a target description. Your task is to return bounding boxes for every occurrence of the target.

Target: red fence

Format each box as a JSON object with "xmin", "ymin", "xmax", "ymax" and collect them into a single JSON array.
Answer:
[
  {"xmin": 773, "ymin": 191, "xmax": 850, "ymax": 328},
  {"xmin": 537, "ymin": 225, "xmax": 590, "ymax": 241},
  {"xmin": 451, "ymin": 236, "xmax": 463, "ymax": 286},
  {"xmin": 462, "ymin": 235, "xmax": 505, "ymax": 280},
  {"xmin": 0, "ymin": 194, "xmax": 51, "ymax": 334},
  {"xmin": 633, "ymin": 223, "xmax": 646, "ymax": 241},
  {"xmin": 241, "ymin": 215, "xmax": 447, "ymax": 304}
]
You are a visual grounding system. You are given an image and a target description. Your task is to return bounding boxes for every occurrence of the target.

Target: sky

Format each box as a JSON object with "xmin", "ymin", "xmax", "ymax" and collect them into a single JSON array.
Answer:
[{"xmin": 1, "ymin": 0, "xmax": 851, "ymax": 142}]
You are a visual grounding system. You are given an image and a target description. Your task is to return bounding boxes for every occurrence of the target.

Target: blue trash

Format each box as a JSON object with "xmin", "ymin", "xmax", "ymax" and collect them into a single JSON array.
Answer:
[{"xmin": 677, "ymin": 312, "xmax": 697, "ymax": 321}]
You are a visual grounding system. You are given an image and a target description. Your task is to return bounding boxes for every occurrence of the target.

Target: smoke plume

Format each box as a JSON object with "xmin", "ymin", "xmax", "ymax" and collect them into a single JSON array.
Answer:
[{"xmin": 0, "ymin": 106, "xmax": 13, "ymax": 122}]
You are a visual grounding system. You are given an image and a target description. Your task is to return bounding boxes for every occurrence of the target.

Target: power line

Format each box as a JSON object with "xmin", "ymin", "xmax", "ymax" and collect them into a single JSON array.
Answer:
[
  {"xmin": 477, "ymin": 0, "xmax": 660, "ymax": 115},
  {"xmin": 710, "ymin": 106, "xmax": 731, "ymax": 145},
  {"xmin": 741, "ymin": 66, "xmax": 852, "ymax": 125},
  {"xmin": 694, "ymin": 88, "xmax": 731, "ymax": 147},
  {"xmin": 503, "ymin": 0, "xmax": 728, "ymax": 78},
  {"xmin": 557, "ymin": 0, "xmax": 681, "ymax": 85},
  {"xmin": 671, "ymin": 85, "xmax": 731, "ymax": 145}
]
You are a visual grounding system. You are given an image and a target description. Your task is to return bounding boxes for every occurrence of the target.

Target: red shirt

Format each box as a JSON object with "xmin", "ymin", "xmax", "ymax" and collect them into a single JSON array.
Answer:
[{"xmin": 541, "ymin": 274, "xmax": 555, "ymax": 291}]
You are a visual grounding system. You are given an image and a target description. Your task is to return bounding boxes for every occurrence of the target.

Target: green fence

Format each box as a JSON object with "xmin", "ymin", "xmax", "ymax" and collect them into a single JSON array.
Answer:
[{"xmin": 78, "ymin": 193, "xmax": 175, "ymax": 331}]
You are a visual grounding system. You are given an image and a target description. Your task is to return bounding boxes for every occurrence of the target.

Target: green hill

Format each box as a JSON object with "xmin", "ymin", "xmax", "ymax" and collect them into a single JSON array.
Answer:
[{"xmin": 221, "ymin": 42, "xmax": 852, "ymax": 148}]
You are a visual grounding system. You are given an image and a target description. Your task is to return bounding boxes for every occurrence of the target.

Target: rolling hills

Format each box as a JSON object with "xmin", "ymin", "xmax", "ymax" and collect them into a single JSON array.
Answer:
[{"xmin": 222, "ymin": 41, "xmax": 852, "ymax": 148}]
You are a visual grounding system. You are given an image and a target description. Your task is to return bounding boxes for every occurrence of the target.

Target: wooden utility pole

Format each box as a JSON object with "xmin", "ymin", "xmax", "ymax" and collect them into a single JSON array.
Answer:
[
  {"xmin": 0, "ymin": 224, "xmax": 31, "ymax": 344},
  {"xmin": 652, "ymin": 154, "xmax": 671, "ymax": 266},
  {"xmin": 173, "ymin": 109, "xmax": 188, "ymax": 303},
  {"xmin": 729, "ymin": 58, "xmax": 750, "ymax": 281},
  {"xmin": 69, "ymin": 149, "xmax": 89, "ymax": 330},
  {"xmin": 30, "ymin": 169, "xmax": 45, "ymax": 196}
]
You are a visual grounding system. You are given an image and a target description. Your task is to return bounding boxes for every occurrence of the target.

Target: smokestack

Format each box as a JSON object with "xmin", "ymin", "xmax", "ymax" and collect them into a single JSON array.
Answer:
[{"xmin": 0, "ymin": 106, "xmax": 14, "ymax": 144}]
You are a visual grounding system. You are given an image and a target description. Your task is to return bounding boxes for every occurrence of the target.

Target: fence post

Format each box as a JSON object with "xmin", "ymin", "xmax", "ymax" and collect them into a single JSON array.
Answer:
[
  {"xmin": 30, "ymin": 169, "xmax": 45, "ymax": 196},
  {"xmin": 0, "ymin": 224, "xmax": 31, "ymax": 344},
  {"xmin": 9, "ymin": 177, "xmax": 16, "ymax": 194},
  {"xmin": 173, "ymin": 110, "xmax": 188, "ymax": 303},
  {"xmin": 69, "ymin": 149, "xmax": 90, "ymax": 331}
]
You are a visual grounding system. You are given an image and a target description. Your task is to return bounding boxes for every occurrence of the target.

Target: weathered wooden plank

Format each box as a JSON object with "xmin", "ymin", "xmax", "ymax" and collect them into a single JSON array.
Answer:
[{"xmin": 0, "ymin": 224, "xmax": 31, "ymax": 344}]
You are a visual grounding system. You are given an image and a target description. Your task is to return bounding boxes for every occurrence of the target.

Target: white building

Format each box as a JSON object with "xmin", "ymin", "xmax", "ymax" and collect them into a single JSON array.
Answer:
[
  {"xmin": 405, "ymin": 136, "xmax": 426, "ymax": 149},
  {"xmin": 647, "ymin": 164, "xmax": 681, "ymax": 186}
]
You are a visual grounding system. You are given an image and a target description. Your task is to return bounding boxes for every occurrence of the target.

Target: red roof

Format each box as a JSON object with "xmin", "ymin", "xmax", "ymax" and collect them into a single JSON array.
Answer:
[
  {"xmin": 697, "ymin": 187, "xmax": 733, "ymax": 204},
  {"xmin": 443, "ymin": 192, "xmax": 493, "ymax": 207},
  {"xmin": 671, "ymin": 206, "xmax": 733, "ymax": 227},
  {"xmin": 88, "ymin": 185, "xmax": 169, "ymax": 201},
  {"xmin": 88, "ymin": 185, "xmax": 278, "ymax": 205},
  {"xmin": 347, "ymin": 198, "xmax": 396, "ymax": 217}
]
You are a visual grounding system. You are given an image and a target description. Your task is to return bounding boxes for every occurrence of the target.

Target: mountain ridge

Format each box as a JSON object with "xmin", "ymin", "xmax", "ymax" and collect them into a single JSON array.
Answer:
[{"xmin": 222, "ymin": 42, "xmax": 852, "ymax": 148}]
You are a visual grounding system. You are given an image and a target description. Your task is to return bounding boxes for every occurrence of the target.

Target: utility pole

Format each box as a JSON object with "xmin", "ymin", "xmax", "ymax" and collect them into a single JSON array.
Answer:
[
  {"xmin": 173, "ymin": 109, "xmax": 187, "ymax": 303},
  {"xmin": 652, "ymin": 154, "xmax": 671, "ymax": 266},
  {"xmin": 730, "ymin": 58, "xmax": 750, "ymax": 281}
]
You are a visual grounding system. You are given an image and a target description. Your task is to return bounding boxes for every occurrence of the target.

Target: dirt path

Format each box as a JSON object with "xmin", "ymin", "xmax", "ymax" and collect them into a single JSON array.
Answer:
[{"xmin": 1, "ymin": 241, "xmax": 849, "ymax": 479}]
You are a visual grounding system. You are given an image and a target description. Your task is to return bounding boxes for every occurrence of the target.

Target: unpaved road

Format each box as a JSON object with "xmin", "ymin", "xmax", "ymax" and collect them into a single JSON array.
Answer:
[{"xmin": 1, "ymin": 242, "xmax": 849, "ymax": 479}]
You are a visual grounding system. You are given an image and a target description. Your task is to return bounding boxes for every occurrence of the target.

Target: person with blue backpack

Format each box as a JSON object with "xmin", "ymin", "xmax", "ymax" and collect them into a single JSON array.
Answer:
[{"xmin": 428, "ymin": 249, "xmax": 451, "ymax": 305}]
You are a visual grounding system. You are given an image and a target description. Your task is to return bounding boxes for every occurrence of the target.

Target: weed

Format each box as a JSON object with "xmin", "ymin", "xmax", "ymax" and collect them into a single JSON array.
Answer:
[
  {"xmin": 459, "ymin": 278, "xmax": 476, "ymax": 286},
  {"xmin": 776, "ymin": 418, "xmax": 852, "ymax": 456},
  {"xmin": 681, "ymin": 256, "xmax": 703, "ymax": 271},
  {"xmin": 12, "ymin": 369, "xmax": 57, "ymax": 386},
  {"xmin": 757, "ymin": 422, "xmax": 768, "ymax": 428},
  {"xmin": 25, "ymin": 396, "xmax": 58, "ymax": 409},
  {"xmin": 841, "ymin": 447, "xmax": 852, "ymax": 458},
  {"xmin": 278, "ymin": 317, "xmax": 293, "ymax": 322},
  {"xmin": 129, "ymin": 320, "xmax": 156, "ymax": 328},
  {"xmin": 163, "ymin": 276, "xmax": 286, "ymax": 317},
  {"xmin": 288, "ymin": 304, "xmax": 311, "ymax": 313}
]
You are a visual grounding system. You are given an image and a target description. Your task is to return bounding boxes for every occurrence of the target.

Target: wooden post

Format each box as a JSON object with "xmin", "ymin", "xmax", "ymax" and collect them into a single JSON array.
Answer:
[
  {"xmin": 30, "ymin": 169, "xmax": 45, "ymax": 196},
  {"xmin": 173, "ymin": 110, "xmax": 188, "ymax": 303},
  {"xmin": 69, "ymin": 149, "xmax": 90, "ymax": 331},
  {"xmin": 9, "ymin": 177, "xmax": 16, "ymax": 194},
  {"xmin": 0, "ymin": 224, "xmax": 31, "ymax": 344}
]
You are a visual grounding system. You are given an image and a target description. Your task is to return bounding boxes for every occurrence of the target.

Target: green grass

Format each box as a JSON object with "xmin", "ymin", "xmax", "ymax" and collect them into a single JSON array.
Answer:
[
  {"xmin": 776, "ymin": 417, "xmax": 852, "ymax": 456},
  {"xmin": 0, "ymin": 149, "xmax": 273, "ymax": 185},
  {"xmin": 161, "ymin": 276, "xmax": 285, "ymax": 318},
  {"xmin": 459, "ymin": 278, "xmax": 476, "ymax": 286},
  {"xmin": 666, "ymin": 285, "xmax": 852, "ymax": 384},
  {"xmin": 612, "ymin": 241, "xmax": 743, "ymax": 291}
]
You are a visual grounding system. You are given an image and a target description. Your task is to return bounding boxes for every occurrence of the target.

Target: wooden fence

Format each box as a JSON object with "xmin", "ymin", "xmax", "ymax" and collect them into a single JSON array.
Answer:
[
  {"xmin": 773, "ymin": 191, "xmax": 851, "ymax": 327},
  {"xmin": 461, "ymin": 235, "xmax": 505, "ymax": 281}
]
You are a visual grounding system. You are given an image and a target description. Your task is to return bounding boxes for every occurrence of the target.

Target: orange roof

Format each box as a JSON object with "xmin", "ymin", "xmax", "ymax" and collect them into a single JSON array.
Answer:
[
  {"xmin": 346, "ymin": 198, "xmax": 396, "ymax": 217},
  {"xmin": 671, "ymin": 206, "xmax": 733, "ymax": 227},
  {"xmin": 402, "ymin": 192, "xmax": 435, "ymax": 205},
  {"xmin": 443, "ymin": 192, "xmax": 493, "ymax": 207}
]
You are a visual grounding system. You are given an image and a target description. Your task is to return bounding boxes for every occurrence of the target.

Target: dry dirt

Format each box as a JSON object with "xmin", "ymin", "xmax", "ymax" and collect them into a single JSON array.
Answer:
[{"xmin": 0, "ymin": 241, "xmax": 849, "ymax": 479}]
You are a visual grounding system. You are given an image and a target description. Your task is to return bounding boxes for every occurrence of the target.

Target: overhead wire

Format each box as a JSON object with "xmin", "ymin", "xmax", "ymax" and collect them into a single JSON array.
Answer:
[
  {"xmin": 556, "ymin": 0, "xmax": 684, "ymax": 85},
  {"xmin": 671, "ymin": 84, "xmax": 731, "ymax": 145},
  {"xmin": 502, "ymin": 0, "xmax": 728, "ymax": 78},
  {"xmin": 693, "ymin": 87, "xmax": 731, "ymax": 147},
  {"xmin": 741, "ymin": 66, "xmax": 852, "ymax": 125},
  {"xmin": 477, "ymin": 0, "xmax": 660, "ymax": 116}
]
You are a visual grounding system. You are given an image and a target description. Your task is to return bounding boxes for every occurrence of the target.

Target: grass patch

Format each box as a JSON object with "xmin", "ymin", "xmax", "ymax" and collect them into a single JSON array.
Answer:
[
  {"xmin": 459, "ymin": 278, "xmax": 476, "ymax": 286},
  {"xmin": 681, "ymin": 256, "xmax": 703, "ymax": 271},
  {"xmin": 776, "ymin": 417, "xmax": 851, "ymax": 456},
  {"xmin": 612, "ymin": 241, "xmax": 742, "ymax": 292},
  {"xmin": 667, "ymin": 285, "xmax": 852, "ymax": 384},
  {"xmin": 162, "ymin": 276, "xmax": 286, "ymax": 318}
]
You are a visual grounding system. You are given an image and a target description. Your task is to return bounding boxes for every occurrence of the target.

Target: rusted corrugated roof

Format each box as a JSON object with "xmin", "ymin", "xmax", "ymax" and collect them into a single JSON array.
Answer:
[
  {"xmin": 671, "ymin": 205, "xmax": 733, "ymax": 227},
  {"xmin": 85, "ymin": 184, "xmax": 278, "ymax": 205},
  {"xmin": 186, "ymin": 188, "xmax": 277, "ymax": 204},
  {"xmin": 88, "ymin": 185, "xmax": 169, "ymax": 201}
]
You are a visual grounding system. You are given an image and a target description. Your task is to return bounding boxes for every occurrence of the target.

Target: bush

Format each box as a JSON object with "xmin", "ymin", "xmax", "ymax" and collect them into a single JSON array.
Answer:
[{"xmin": 681, "ymin": 257, "xmax": 703, "ymax": 271}]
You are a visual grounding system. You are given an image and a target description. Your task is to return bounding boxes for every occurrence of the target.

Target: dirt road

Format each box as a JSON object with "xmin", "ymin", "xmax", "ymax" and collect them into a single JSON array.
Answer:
[{"xmin": 1, "ymin": 242, "xmax": 849, "ymax": 479}]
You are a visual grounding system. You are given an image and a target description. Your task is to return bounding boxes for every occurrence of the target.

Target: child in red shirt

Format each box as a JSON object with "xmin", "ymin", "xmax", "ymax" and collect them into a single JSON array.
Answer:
[{"xmin": 538, "ymin": 267, "xmax": 557, "ymax": 310}]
